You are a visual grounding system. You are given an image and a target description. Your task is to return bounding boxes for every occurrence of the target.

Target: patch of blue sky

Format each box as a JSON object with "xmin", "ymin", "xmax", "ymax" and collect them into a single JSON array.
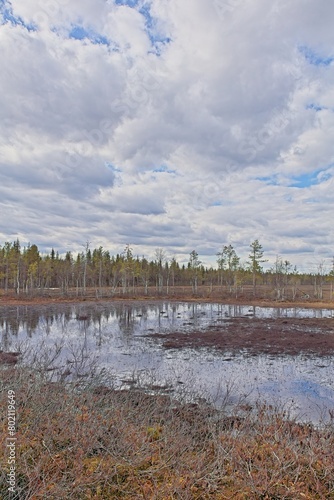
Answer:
[
  {"xmin": 138, "ymin": 3, "xmax": 171, "ymax": 54},
  {"xmin": 114, "ymin": 0, "xmax": 140, "ymax": 6},
  {"xmin": 113, "ymin": 1, "xmax": 171, "ymax": 54},
  {"xmin": 153, "ymin": 165, "xmax": 177, "ymax": 174},
  {"xmin": 290, "ymin": 169, "xmax": 332, "ymax": 188},
  {"xmin": 291, "ymin": 172, "xmax": 317, "ymax": 188},
  {"xmin": 1, "ymin": 2, "xmax": 35, "ymax": 31},
  {"xmin": 306, "ymin": 103, "xmax": 326, "ymax": 112},
  {"xmin": 299, "ymin": 45, "xmax": 333, "ymax": 67},
  {"xmin": 256, "ymin": 168, "xmax": 333, "ymax": 188},
  {"xmin": 148, "ymin": 35, "xmax": 172, "ymax": 55},
  {"xmin": 211, "ymin": 201, "xmax": 222, "ymax": 207},
  {"xmin": 69, "ymin": 25, "xmax": 110, "ymax": 46}
]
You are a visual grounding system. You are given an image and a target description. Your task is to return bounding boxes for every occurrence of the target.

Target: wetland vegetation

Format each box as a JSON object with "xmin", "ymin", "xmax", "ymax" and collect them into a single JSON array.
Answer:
[{"xmin": 1, "ymin": 300, "xmax": 334, "ymax": 498}]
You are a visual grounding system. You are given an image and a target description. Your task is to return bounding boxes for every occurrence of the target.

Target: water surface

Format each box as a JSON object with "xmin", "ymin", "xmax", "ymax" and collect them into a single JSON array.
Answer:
[{"xmin": 1, "ymin": 301, "xmax": 333, "ymax": 423}]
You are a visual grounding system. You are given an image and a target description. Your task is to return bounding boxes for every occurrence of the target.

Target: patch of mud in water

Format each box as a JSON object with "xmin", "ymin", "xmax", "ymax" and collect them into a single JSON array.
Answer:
[{"xmin": 1, "ymin": 301, "xmax": 334, "ymax": 423}]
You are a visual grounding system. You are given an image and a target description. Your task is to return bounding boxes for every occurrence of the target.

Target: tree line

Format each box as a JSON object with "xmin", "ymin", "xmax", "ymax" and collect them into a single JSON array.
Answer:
[{"xmin": 0, "ymin": 239, "xmax": 333, "ymax": 299}]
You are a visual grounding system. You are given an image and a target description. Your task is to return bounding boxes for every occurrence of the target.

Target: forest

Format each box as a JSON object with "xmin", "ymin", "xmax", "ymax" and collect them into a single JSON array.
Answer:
[{"xmin": 0, "ymin": 239, "xmax": 333, "ymax": 300}]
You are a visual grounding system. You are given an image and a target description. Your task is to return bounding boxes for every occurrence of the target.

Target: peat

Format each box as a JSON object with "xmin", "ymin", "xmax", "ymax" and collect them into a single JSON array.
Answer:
[{"xmin": 146, "ymin": 317, "xmax": 334, "ymax": 356}]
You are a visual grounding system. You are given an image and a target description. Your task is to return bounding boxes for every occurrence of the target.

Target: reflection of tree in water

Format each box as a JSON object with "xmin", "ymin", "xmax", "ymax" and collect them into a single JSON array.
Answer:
[
  {"xmin": 19, "ymin": 307, "xmax": 39, "ymax": 337},
  {"xmin": 181, "ymin": 302, "xmax": 200, "ymax": 326},
  {"xmin": 1, "ymin": 321, "xmax": 10, "ymax": 350},
  {"xmin": 1, "ymin": 316, "xmax": 20, "ymax": 337},
  {"xmin": 92, "ymin": 306, "xmax": 119, "ymax": 346},
  {"xmin": 0, "ymin": 306, "xmax": 39, "ymax": 339},
  {"xmin": 73, "ymin": 304, "xmax": 154, "ymax": 346},
  {"xmin": 167, "ymin": 303, "xmax": 182, "ymax": 326},
  {"xmin": 0, "ymin": 305, "xmax": 77, "ymax": 342},
  {"xmin": 91, "ymin": 307, "xmax": 108, "ymax": 326},
  {"xmin": 115, "ymin": 305, "xmax": 137, "ymax": 338},
  {"xmin": 228, "ymin": 304, "xmax": 245, "ymax": 317},
  {"xmin": 112, "ymin": 304, "xmax": 151, "ymax": 339}
]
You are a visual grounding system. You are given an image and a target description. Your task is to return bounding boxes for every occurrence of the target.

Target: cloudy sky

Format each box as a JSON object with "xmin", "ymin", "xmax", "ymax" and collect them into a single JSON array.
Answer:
[{"xmin": 0, "ymin": 0, "xmax": 333, "ymax": 271}]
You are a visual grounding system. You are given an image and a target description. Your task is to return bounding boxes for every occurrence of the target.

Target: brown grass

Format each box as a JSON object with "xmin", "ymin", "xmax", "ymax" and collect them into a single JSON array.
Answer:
[
  {"xmin": 147, "ymin": 316, "xmax": 334, "ymax": 356},
  {"xmin": 1, "ymin": 285, "xmax": 334, "ymax": 309},
  {"xmin": 1, "ymin": 366, "xmax": 334, "ymax": 499}
]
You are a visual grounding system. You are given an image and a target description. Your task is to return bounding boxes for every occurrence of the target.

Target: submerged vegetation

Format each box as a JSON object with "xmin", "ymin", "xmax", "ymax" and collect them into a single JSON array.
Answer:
[{"xmin": 1, "ymin": 365, "xmax": 334, "ymax": 499}]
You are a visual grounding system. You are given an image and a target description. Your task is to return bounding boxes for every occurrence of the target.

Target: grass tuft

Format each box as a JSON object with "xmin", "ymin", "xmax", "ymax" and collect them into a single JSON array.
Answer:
[{"xmin": 1, "ymin": 366, "xmax": 333, "ymax": 499}]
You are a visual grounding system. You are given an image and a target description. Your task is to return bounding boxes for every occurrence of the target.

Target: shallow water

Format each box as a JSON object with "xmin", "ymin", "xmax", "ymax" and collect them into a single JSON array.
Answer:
[{"xmin": 1, "ymin": 301, "xmax": 334, "ymax": 423}]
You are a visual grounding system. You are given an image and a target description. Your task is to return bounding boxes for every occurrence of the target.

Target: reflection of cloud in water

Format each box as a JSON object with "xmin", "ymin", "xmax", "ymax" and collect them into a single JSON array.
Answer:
[
  {"xmin": 256, "ymin": 377, "xmax": 334, "ymax": 422},
  {"xmin": 1, "ymin": 301, "xmax": 334, "ymax": 423}
]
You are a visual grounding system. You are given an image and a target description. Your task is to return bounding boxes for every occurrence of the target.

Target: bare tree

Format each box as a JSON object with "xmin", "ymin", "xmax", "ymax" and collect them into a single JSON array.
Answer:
[
  {"xmin": 188, "ymin": 250, "xmax": 201, "ymax": 293},
  {"xmin": 154, "ymin": 248, "xmax": 166, "ymax": 294},
  {"xmin": 271, "ymin": 256, "xmax": 292, "ymax": 300},
  {"xmin": 82, "ymin": 241, "xmax": 91, "ymax": 296},
  {"xmin": 217, "ymin": 245, "xmax": 240, "ymax": 293},
  {"xmin": 314, "ymin": 260, "xmax": 327, "ymax": 299}
]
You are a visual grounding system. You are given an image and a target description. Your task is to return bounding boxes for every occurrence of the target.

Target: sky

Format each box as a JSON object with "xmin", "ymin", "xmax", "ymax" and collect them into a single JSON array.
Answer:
[{"xmin": 0, "ymin": 0, "xmax": 333, "ymax": 271}]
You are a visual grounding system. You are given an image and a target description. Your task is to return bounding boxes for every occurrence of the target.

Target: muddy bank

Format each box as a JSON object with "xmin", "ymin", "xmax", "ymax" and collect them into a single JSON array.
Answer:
[{"xmin": 146, "ymin": 317, "xmax": 334, "ymax": 356}]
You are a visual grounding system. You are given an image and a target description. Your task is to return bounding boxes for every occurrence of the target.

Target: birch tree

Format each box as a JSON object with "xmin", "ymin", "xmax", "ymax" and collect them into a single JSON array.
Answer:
[
  {"xmin": 217, "ymin": 244, "xmax": 240, "ymax": 292},
  {"xmin": 188, "ymin": 250, "xmax": 201, "ymax": 293},
  {"xmin": 154, "ymin": 248, "xmax": 166, "ymax": 293}
]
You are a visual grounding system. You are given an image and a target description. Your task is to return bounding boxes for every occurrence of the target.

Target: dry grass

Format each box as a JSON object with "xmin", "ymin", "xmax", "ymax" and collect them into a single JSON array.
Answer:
[
  {"xmin": 1, "ymin": 366, "xmax": 334, "ymax": 499},
  {"xmin": 1, "ymin": 284, "xmax": 334, "ymax": 308}
]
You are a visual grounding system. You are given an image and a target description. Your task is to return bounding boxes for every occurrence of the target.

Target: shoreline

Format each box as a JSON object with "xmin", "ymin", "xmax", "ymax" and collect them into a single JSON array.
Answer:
[{"xmin": 1, "ymin": 293, "xmax": 334, "ymax": 310}]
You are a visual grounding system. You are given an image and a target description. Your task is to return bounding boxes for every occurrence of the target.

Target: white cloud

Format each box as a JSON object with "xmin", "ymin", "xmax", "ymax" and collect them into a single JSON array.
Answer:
[{"xmin": 0, "ymin": 0, "xmax": 334, "ymax": 269}]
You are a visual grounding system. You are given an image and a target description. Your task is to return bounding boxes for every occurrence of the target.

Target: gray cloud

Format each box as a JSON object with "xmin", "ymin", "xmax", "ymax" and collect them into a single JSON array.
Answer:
[{"xmin": 0, "ymin": 0, "xmax": 334, "ymax": 268}]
